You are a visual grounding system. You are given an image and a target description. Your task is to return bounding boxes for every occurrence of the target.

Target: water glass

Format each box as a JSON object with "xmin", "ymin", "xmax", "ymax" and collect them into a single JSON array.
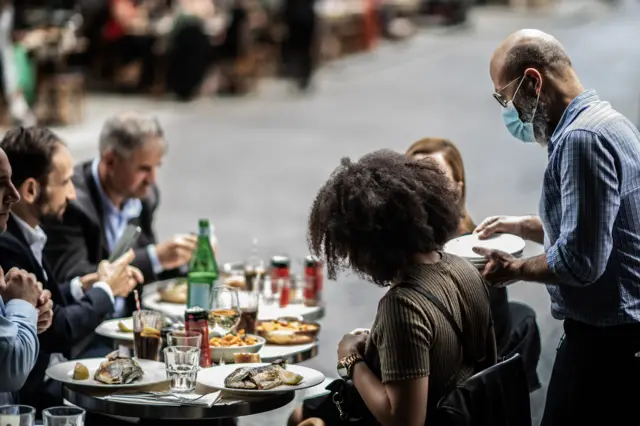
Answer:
[
  {"xmin": 43, "ymin": 407, "xmax": 85, "ymax": 426},
  {"xmin": 0, "ymin": 405, "xmax": 35, "ymax": 426},
  {"xmin": 164, "ymin": 346, "xmax": 200, "ymax": 393},
  {"xmin": 167, "ymin": 330, "xmax": 202, "ymax": 348},
  {"xmin": 133, "ymin": 310, "xmax": 164, "ymax": 361}
]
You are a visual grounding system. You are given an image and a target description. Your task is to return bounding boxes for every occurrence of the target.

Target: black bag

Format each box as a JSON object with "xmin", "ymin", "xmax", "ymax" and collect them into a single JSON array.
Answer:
[
  {"xmin": 408, "ymin": 285, "xmax": 532, "ymax": 426},
  {"xmin": 301, "ymin": 378, "xmax": 375, "ymax": 424}
]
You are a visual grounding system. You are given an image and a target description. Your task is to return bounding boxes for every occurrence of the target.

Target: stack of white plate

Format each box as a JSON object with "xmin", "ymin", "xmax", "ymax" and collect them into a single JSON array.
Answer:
[{"xmin": 443, "ymin": 233, "xmax": 526, "ymax": 270}]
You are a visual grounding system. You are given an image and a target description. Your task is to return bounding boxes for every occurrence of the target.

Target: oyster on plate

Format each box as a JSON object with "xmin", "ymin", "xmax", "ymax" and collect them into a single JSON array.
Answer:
[
  {"xmin": 94, "ymin": 351, "xmax": 144, "ymax": 385},
  {"xmin": 224, "ymin": 360, "xmax": 303, "ymax": 390}
]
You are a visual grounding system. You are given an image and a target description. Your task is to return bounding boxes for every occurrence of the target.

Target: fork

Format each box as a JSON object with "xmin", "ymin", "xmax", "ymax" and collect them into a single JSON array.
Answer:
[
  {"xmin": 113, "ymin": 391, "xmax": 207, "ymax": 406},
  {"xmin": 151, "ymin": 392, "xmax": 207, "ymax": 403}
]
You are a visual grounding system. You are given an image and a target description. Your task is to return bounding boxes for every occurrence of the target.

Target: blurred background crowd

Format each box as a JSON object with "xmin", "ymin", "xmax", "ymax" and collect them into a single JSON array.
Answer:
[{"xmin": 0, "ymin": 0, "xmax": 559, "ymax": 128}]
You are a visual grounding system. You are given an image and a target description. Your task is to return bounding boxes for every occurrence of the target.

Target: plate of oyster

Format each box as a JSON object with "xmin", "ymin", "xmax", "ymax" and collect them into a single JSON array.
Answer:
[
  {"xmin": 197, "ymin": 360, "xmax": 325, "ymax": 395},
  {"xmin": 46, "ymin": 351, "xmax": 168, "ymax": 389}
]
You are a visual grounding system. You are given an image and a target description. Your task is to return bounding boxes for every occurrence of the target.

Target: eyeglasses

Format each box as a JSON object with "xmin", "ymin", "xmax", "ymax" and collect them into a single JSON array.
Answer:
[{"xmin": 492, "ymin": 77, "xmax": 522, "ymax": 108}]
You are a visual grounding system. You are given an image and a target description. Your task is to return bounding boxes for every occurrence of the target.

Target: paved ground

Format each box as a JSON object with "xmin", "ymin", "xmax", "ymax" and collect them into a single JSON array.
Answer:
[{"xmin": 51, "ymin": 1, "xmax": 640, "ymax": 424}]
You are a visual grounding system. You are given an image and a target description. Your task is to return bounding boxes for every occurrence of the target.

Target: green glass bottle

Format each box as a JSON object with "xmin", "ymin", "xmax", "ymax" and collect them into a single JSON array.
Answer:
[{"xmin": 187, "ymin": 219, "xmax": 219, "ymax": 309}]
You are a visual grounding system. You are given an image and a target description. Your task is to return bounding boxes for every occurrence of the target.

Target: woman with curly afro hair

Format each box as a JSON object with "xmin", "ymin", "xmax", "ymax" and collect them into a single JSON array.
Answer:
[
  {"xmin": 294, "ymin": 150, "xmax": 496, "ymax": 426},
  {"xmin": 405, "ymin": 137, "xmax": 512, "ymax": 355}
]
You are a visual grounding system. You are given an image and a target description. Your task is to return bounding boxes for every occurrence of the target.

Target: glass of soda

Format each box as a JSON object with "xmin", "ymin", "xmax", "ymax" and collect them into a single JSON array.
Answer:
[
  {"xmin": 164, "ymin": 346, "xmax": 200, "ymax": 393},
  {"xmin": 237, "ymin": 290, "xmax": 259, "ymax": 334},
  {"xmin": 133, "ymin": 310, "xmax": 164, "ymax": 361}
]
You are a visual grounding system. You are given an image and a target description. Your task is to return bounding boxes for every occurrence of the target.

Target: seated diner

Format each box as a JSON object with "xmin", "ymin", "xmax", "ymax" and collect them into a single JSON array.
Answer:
[{"xmin": 292, "ymin": 149, "xmax": 496, "ymax": 425}]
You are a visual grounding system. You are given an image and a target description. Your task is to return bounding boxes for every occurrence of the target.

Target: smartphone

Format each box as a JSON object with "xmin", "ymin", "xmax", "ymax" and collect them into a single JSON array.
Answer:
[{"xmin": 109, "ymin": 225, "xmax": 142, "ymax": 262}]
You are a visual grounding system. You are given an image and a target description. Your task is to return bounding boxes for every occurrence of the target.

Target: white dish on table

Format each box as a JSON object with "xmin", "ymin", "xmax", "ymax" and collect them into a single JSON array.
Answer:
[
  {"xmin": 209, "ymin": 335, "xmax": 266, "ymax": 363},
  {"xmin": 197, "ymin": 363, "xmax": 325, "ymax": 395},
  {"xmin": 95, "ymin": 317, "xmax": 135, "ymax": 342},
  {"xmin": 46, "ymin": 358, "xmax": 168, "ymax": 389}
]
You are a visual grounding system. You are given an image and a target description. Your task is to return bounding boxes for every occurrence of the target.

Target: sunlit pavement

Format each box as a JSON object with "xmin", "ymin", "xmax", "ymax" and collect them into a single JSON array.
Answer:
[{"xmin": 58, "ymin": 1, "xmax": 640, "ymax": 423}]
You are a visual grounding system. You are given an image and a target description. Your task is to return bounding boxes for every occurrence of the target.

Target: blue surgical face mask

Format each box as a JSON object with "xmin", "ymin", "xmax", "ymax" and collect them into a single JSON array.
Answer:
[{"xmin": 501, "ymin": 77, "xmax": 540, "ymax": 143}]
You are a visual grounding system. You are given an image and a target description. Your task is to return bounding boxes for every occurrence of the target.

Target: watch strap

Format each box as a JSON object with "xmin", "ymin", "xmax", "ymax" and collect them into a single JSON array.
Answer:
[{"xmin": 338, "ymin": 353, "xmax": 363, "ymax": 380}]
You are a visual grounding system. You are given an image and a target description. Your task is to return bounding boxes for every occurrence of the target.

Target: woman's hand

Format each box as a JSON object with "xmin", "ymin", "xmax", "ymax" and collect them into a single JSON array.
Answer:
[{"xmin": 338, "ymin": 332, "xmax": 368, "ymax": 359}]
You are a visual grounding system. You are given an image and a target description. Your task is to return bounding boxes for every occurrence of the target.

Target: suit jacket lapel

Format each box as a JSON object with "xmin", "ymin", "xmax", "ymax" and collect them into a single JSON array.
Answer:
[{"xmin": 74, "ymin": 161, "xmax": 109, "ymax": 257}]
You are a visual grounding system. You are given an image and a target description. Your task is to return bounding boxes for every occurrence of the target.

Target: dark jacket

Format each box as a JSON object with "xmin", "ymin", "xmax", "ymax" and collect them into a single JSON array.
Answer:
[
  {"xmin": 41, "ymin": 160, "xmax": 179, "ymax": 315},
  {"xmin": 0, "ymin": 215, "xmax": 114, "ymax": 409}
]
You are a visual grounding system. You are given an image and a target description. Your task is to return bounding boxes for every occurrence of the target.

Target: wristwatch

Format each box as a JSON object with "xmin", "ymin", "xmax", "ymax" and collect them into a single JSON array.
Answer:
[{"xmin": 337, "ymin": 353, "xmax": 364, "ymax": 380}]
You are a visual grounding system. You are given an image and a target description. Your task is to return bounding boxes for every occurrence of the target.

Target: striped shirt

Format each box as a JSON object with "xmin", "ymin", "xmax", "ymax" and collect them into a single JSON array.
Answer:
[
  {"xmin": 541, "ymin": 89, "xmax": 640, "ymax": 326},
  {"xmin": 364, "ymin": 253, "xmax": 494, "ymax": 408}
]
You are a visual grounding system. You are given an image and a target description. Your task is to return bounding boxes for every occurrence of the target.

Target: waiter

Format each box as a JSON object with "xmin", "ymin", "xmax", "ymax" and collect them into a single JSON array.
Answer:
[{"xmin": 473, "ymin": 29, "xmax": 640, "ymax": 426}]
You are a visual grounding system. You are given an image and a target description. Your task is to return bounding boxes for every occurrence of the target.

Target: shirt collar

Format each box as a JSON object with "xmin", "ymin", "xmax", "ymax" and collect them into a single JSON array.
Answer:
[
  {"xmin": 91, "ymin": 158, "xmax": 142, "ymax": 219},
  {"xmin": 548, "ymin": 89, "xmax": 599, "ymax": 151},
  {"xmin": 11, "ymin": 213, "xmax": 47, "ymax": 248}
]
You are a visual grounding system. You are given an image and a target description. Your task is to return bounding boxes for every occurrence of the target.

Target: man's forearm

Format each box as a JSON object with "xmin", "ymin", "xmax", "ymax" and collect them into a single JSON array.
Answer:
[
  {"xmin": 0, "ymin": 300, "xmax": 39, "ymax": 391},
  {"xmin": 514, "ymin": 254, "xmax": 561, "ymax": 284},
  {"xmin": 522, "ymin": 216, "xmax": 545, "ymax": 245}
]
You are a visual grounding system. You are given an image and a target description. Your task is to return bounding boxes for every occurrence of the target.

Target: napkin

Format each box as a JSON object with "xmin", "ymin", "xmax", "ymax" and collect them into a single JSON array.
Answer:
[{"xmin": 104, "ymin": 391, "xmax": 228, "ymax": 407}]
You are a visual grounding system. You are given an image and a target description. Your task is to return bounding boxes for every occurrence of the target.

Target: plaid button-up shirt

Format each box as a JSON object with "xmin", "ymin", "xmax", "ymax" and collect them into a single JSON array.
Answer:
[{"xmin": 541, "ymin": 89, "xmax": 640, "ymax": 326}]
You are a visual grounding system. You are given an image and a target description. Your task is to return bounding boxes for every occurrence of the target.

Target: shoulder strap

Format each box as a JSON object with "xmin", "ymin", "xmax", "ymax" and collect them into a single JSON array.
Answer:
[{"xmin": 406, "ymin": 285, "xmax": 465, "ymax": 347}]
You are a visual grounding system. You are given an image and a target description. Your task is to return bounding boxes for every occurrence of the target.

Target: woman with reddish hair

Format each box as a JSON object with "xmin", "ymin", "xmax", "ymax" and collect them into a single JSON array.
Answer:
[
  {"xmin": 406, "ymin": 138, "xmax": 475, "ymax": 235},
  {"xmin": 406, "ymin": 137, "xmax": 540, "ymax": 389}
]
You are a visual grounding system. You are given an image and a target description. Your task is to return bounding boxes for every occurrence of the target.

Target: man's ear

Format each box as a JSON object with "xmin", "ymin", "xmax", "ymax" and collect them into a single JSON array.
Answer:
[
  {"xmin": 524, "ymin": 68, "xmax": 543, "ymax": 95},
  {"xmin": 102, "ymin": 150, "xmax": 114, "ymax": 166},
  {"xmin": 20, "ymin": 178, "xmax": 40, "ymax": 204}
]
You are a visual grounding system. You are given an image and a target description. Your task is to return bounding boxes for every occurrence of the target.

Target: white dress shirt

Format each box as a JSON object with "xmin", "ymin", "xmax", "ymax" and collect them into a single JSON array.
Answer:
[
  {"xmin": 11, "ymin": 214, "xmax": 116, "ymax": 375},
  {"xmin": 11, "ymin": 214, "xmax": 115, "ymax": 306}
]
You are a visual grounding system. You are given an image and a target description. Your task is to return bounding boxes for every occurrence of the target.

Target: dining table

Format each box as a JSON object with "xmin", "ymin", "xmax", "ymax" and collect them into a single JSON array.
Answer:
[
  {"xmin": 64, "ymin": 382, "xmax": 295, "ymax": 425},
  {"xmin": 95, "ymin": 279, "xmax": 324, "ymax": 365},
  {"xmin": 95, "ymin": 315, "xmax": 320, "ymax": 365}
]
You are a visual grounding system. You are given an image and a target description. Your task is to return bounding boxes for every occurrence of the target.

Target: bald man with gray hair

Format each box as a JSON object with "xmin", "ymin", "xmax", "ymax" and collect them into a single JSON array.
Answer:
[
  {"xmin": 472, "ymin": 30, "xmax": 640, "ymax": 425},
  {"xmin": 42, "ymin": 112, "xmax": 197, "ymax": 321}
]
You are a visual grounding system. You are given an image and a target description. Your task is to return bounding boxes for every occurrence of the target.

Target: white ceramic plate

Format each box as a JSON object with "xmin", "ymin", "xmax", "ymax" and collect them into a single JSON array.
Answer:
[
  {"xmin": 444, "ymin": 233, "xmax": 526, "ymax": 260},
  {"xmin": 197, "ymin": 363, "xmax": 325, "ymax": 395},
  {"xmin": 210, "ymin": 335, "xmax": 266, "ymax": 363},
  {"xmin": 95, "ymin": 318, "xmax": 135, "ymax": 342},
  {"xmin": 46, "ymin": 358, "xmax": 169, "ymax": 389}
]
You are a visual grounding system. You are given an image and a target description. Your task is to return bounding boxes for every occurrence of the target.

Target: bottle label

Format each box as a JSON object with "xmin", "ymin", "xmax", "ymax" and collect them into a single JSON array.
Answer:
[{"xmin": 188, "ymin": 283, "xmax": 211, "ymax": 309}]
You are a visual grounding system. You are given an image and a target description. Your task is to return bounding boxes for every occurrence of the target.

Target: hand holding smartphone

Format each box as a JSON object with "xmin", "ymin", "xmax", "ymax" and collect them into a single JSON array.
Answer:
[{"xmin": 109, "ymin": 225, "xmax": 142, "ymax": 262}]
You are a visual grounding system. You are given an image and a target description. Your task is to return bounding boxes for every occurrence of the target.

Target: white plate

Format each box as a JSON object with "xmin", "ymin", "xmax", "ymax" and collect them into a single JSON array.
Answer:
[
  {"xmin": 197, "ymin": 363, "xmax": 325, "ymax": 395},
  {"xmin": 96, "ymin": 318, "xmax": 135, "ymax": 341},
  {"xmin": 444, "ymin": 233, "xmax": 526, "ymax": 260},
  {"xmin": 210, "ymin": 335, "xmax": 266, "ymax": 363},
  {"xmin": 46, "ymin": 358, "xmax": 169, "ymax": 389}
]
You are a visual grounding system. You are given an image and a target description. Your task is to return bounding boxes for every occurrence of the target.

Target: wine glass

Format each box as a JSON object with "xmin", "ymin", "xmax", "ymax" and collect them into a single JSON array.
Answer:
[{"xmin": 208, "ymin": 285, "xmax": 241, "ymax": 338}]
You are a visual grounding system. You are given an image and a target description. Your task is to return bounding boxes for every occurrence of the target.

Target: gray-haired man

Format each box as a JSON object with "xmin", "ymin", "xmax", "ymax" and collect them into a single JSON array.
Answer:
[{"xmin": 42, "ymin": 112, "xmax": 196, "ymax": 320}]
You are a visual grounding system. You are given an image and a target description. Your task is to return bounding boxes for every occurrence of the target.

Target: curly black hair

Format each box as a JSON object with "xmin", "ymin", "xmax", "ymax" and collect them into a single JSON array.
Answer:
[{"xmin": 308, "ymin": 149, "xmax": 461, "ymax": 287}]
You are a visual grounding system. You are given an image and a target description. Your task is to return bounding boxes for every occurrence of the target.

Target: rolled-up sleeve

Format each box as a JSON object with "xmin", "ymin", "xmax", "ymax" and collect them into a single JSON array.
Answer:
[
  {"xmin": 546, "ymin": 130, "xmax": 620, "ymax": 286},
  {"xmin": 0, "ymin": 299, "xmax": 39, "ymax": 391}
]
